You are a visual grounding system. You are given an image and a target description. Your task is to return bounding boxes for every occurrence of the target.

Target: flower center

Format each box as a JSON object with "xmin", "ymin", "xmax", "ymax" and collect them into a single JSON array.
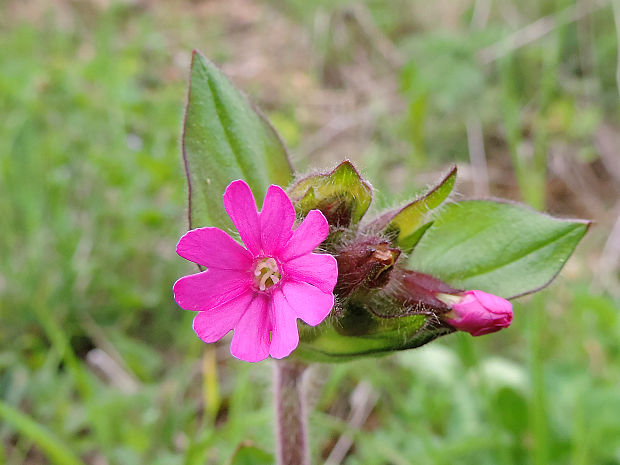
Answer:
[{"xmin": 253, "ymin": 257, "xmax": 282, "ymax": 291}]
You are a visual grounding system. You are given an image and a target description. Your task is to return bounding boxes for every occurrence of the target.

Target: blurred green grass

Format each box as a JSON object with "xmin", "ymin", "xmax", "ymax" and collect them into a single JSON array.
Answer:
[{"xmin": 1, "ymin": 1, "xmax": 619, "ymax": 464}]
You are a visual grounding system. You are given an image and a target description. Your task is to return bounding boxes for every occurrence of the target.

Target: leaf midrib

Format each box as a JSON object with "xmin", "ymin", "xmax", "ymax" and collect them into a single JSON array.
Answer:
[
  {"xmin": 198, "ymin": 58, "xmax": 267, "ymax": 200},
  {"xmin": 456, "ymin": 222, "xmax": 584, "ymax": 280}
]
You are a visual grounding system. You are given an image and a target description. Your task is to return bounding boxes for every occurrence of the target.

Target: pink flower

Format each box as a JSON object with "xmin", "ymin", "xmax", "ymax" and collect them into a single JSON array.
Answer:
[
  {"xmin": 173, "ymin": 180, "xmax": 338, "ymax": 362},
  {"xmin": 442, "ymin": 290, "xmax": 513, "ymax": 337}
]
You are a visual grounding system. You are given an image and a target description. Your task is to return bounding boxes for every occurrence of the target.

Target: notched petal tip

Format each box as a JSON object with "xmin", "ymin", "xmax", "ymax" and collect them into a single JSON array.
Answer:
[
  {"xmin": 282, "ymin": 281, "xmax": 334, "ymax": 326},
  {"xmin": 260, "ymin": 184, "xmax": 296, "ymax": 255},
  {"xmin": 280, "ymin": 209, "xmax": 330, "ymax": 262},
  {"xmin": 191, "ymin": 292, "xmax": 253, "ymax": 343},
  {"xmin": 223, "ymin": 179, "xmax": 262, "ymax": 255}
]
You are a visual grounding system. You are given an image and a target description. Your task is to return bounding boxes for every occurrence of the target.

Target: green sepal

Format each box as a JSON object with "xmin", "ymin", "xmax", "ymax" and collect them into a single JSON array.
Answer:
[
  {"xmin": 399, "ymin": 221, "xmax": 434, "ymax": 253},
  {"xmin": 287, "ymin": 160, "xmax": 372, "ymax": 227},
  {"xmin": 296, "ymin": 312, "xmax": 451, "ymax": 363},
  {"xmin": 295, "ymin": 296, "xmax": 451, "ymax": 363},
  {"xmin": 369, "ymin": 166, "xmax": 456, "ymax": 248}
]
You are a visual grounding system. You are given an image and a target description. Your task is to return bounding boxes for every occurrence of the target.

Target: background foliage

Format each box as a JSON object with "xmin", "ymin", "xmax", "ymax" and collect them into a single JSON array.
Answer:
[{"xmin": 1, "ymin": 0, "xmax": 619, "ymax": 464}]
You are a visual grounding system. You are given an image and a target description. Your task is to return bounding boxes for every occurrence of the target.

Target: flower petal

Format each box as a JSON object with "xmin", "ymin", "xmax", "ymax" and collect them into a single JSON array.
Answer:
[
  {"xmin": 282, "ymin": 253, "xmax": 338, "ymax": 294},
  {"xmin": 280, "ymin": 210, "xmax": 329, "ymax": 262},
  {"xmin": 269, "ymin": 290, "xmax": 300, "ymax": 359},
  {"xmin": 260, "ymin": 185, "xmax": 296, "ymax": 256},
  {"xmin": 223, "ymin": 180, "xmax": 261, "ymax": 256},
  {"xmin": 447, "ymin": 290, "xmax": 513, "ymax": 337},
  {"xmin": 176, "ymin": 227, "xmax": 253, "ymax": 269},
  {"xmin": 470, "ymin": 290, "xmax": 513, "ymax": 314},
  {"xmin": 230, "ymin": 294, "xmax": 271, "ymax": 362},
  {"xmin": 192, "ymin": 291, "xmax": 254, "ymax": 343},
  {"xmin": 173, "ymin": 269, "xmax": 251, "ymax": 311},
  {"xmin": 281, "ymin": 281, "xmax": 333, "ymax": 326}
]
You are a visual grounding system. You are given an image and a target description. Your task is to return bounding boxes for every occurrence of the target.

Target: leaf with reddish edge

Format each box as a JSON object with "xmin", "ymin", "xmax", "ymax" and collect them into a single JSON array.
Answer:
[
  {"xmin": 287, "ymin": 160, "xmax": 372, "ymax": 227},
  {"xmin": 368, "ymin": 166, "xmax": 456, "ymax": 248},
  {"xmin": 409, "ymin": 199, "xmax": 591, "ymax": 299},
  {"xmin": 182, "ymin": 50, "xmax": 293, "ymax": 232}
]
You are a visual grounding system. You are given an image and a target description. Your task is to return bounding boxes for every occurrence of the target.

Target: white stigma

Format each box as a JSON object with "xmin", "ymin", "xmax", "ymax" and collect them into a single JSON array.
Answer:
[{"xmin": 253, "ymin": 257, "xmax": 281, "ymax": 291}]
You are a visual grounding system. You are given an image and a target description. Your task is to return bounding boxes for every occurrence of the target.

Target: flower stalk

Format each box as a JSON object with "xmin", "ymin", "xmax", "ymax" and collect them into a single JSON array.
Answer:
[{"xmin": 274, "ymin": 360, "xmax": 310, "ymax": 465}]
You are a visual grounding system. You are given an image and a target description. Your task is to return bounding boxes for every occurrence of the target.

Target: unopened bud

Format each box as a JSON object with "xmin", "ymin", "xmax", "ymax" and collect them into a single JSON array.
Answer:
[
  {"xmin": 288, "ymin": 161, "xmax": 372, "ymax": 228},
  {"xmin": 335, "ymin": 239, "xmax": 400, "ymax": 297},
  {"xmin": 439, "ymin": 290, "xmax": 513, "ymax": 336},
  {"xmin": 394, "ymin": 270, "xmax": 461, "ymax": 310}
]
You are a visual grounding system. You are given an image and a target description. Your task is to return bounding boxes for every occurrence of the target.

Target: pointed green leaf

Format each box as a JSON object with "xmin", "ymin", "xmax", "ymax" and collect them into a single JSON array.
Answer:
[
  {"xmin": 388, "ymin": 165, "xmax": 456, "ymax": 242},
  {"xmin": 409, "ymin": 200, "xmax": 590, "ymax": 298},
  {"xmin": 367, "ymin": 166, "xmax": 456, "ymax": 248},
  {"xmin": 288, "ymin": 160, "xmax": 372, "ymax": 226},
  {"xmin": 183, "ymin": 50, "xmax": 293, "ymax": 230}
]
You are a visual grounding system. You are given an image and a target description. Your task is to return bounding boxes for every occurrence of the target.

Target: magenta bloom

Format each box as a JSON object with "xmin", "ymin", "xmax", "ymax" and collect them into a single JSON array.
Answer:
[
  {"xmin": 173, "ymin": 180, "xmax": 338, "ymax": 362},
  {"xmin": 444, "ymin": 290, "xmax": 513, "ymax": 337}
]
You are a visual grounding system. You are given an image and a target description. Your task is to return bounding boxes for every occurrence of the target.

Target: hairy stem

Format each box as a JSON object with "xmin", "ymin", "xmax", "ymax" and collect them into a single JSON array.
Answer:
[{"xmin": 274, "ymin": 360, "xmax": 310, "ymax": 465}]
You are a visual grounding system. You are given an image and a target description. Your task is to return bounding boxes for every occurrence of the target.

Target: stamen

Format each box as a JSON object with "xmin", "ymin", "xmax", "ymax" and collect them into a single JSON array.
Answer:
[
  {"xmin": 253, "ymin": 257, "xmax": 282, "ymax": 291},
  {"xmin": 259, "ymin": 273, "xmax": 270, "ymax": 291},
  {"xmin": 265, "ymin": 258, "xmax": 278, "ymax": 271}
]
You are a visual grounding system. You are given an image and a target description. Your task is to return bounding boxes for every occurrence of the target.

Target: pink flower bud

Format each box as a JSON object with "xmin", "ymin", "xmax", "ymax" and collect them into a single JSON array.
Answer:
[{"xmin": 442, "ymin": 290, "xmax": 513, "ymax": 336}]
